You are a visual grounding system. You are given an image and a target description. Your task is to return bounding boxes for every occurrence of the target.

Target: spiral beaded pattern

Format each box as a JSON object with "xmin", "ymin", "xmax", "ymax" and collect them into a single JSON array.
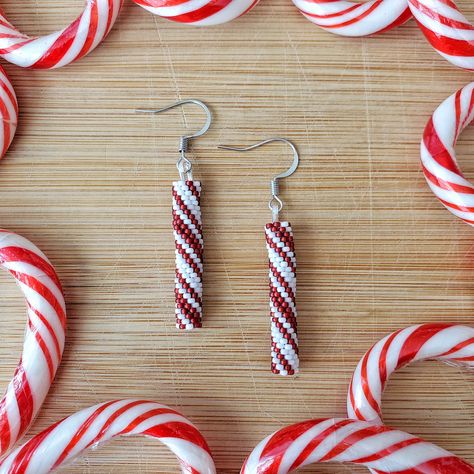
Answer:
[
  {"xmin": 420, "ymin": 82, "xmax": 474, "ymax": 226},
  {"xmin": 241, "ymin": 417, "xmax": 474, "ymax": 473},
  {"xmin": 173, "ymin": 181, "xmax": 204, "ymax": 330},
  {"xmin": 0, "ymin": 0, "xmax": 123, "ymax": 69},
  {"xmin": 132, "ymin": 0, "xmax": 260, "ymax": 26},
  {"xmin": 265, "ymin": 222, "xmax": 298, "ymax": 376},
  {"xmin": 291, "ymin": 0, "xmax": 412, "ymax": 37},
  {"xmin": 0, "ymin": 399, "xmax": 216, "ymax": 474},
  {"xmin": 0, "ymin": 67, "xmax": 17, "ymax": 160},
  {"xmin": 348, "ymin": 323, "xmax": 474, "ymax": 424},
  {"xmin": 408, "ymin": 0, "xmax": 474, "ymax": 70},
  {"xmin": 0, "ymin": 230, "xmax": 66, "ymax": 458}
]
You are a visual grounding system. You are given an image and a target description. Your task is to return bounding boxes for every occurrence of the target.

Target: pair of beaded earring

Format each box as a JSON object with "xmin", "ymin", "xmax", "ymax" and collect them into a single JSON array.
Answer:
[{"xmin": 138, "ymin": 100, "xmax": 300, "ymax": 376}]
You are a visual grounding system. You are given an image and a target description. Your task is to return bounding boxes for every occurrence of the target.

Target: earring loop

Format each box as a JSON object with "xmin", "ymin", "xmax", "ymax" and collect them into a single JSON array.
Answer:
[
  {"xmin": 132, "ymin": 0, "xmax": 260, "ymax": 25},
  {"xmin": 0, "ymin": 0, "xmax": 123, "ymax": 69},
  {"xmin": 291, "ymin": 0, "xmax": 412, "ymax": 37}
]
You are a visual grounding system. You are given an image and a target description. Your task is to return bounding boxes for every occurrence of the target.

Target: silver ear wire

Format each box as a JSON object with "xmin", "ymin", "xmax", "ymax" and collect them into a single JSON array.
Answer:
[
  {"xmin": 218, "ymin": 138, "xmax": 300, "ymax": 221},
  {"xmin": 137, "ymin": 99, "xmax": 212, "ymax": 181}
]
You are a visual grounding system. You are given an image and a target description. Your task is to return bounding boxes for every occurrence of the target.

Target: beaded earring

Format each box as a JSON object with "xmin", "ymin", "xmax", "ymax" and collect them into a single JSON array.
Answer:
[
  {"xmin": 137, "ymin": 100, "xmax": 211, "ymax": 330},
  {"xmin": 219, "ymin": 138, "xmax": 300, "ymax": 376}
]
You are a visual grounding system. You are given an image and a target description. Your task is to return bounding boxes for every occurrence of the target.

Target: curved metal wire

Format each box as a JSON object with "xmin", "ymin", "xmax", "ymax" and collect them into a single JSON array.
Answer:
[
  {"xmin": 218, "ymin": 138, "xmax": 300, "ymax": 221},
  {"xmin": 137, "ymin": 99, "xmax": 212, "ymax": 180}
]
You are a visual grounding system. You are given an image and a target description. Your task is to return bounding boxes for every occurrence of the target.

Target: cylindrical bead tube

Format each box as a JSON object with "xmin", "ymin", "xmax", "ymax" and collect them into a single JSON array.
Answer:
[
  {"xmin": 172, "ymin": 180, "xmax": 204, "ymax": 330},
  {"xmin": 265, "ymin": 221, "xmax": 299, "ymax": 375}
]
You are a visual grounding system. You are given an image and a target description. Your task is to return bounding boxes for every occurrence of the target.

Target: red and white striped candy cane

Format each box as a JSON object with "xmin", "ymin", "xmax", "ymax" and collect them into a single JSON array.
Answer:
[
  {"xmin": 0, "ymin": 66, "xmax": 17, "ymax": 160},
  {"xmin": 291, "ymin": 0, "xmax": 412, "ymax": 37},
  {"xmin": 173, "ymin": 180, "xmax": 204, "ymax": 330},
  {"xmin": 242, "ymin": 418, "xmax": 474, "ymax": 473},
  {"xmin": 265, "ymin": 221, "xmax": 299, "ymax": 376},
  {"xmin": 408, "ymin": 0, "xmax": 474, "ymax": 70},
  {"xmin": 0, "ymin": 399, "xmax": 216, "ymax": 473},
  {"xmin": 0, "ymin": 0, "xmax": 123, "ymax": 69},
  {"xmin": 420, "ymin": 82, "xmax": 474, "ymax": 225},
  {"xmin": 0, "ymin": 230, "xmax": 66, "ymax": 458},
  {"xmin": 348, "ymin": 323, "xmax": 474, "ymax": 424},
  {"xmin": 132, "ymin": 0, "xmax": 260, "ymax": 26}
]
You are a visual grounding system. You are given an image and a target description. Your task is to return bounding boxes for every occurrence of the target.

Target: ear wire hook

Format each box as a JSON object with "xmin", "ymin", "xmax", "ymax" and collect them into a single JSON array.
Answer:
[
  {"xmin": 136, "ymin": 99, "xmax": 212, "ymax": 181},
  {"xmin": 218, "ymin": 138, "xmax": 300, "ymax": 222}
]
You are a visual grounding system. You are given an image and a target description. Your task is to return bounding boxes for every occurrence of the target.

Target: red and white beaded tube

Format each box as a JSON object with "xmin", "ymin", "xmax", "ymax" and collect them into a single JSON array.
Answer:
[
  {"xmin": 408, "ymin": 0, "xmax": 474, "ymax": 70},
  {"xmin": 0, "ymin": 230, "xmax": 66, "ymax": 458},
  {"xmin": 132, "ymin": 0, "xmax": 260, "ymax": 26},
  {"xmin": 241, "ymin": 418, "xmax": 474, "ymax": 473},
  {"xmin": 173, "ymin": 180, "xmax": 204, "ymax": 330},
  {"xmin": 0, "ymin": 0, "xmax": 123, "ymax": 69},
  {"xmin": 291, "ymin": 0, "xmax": 412, "ymax": 37},
  {"xmin": 0, "ymin": 67, "xmax": 18, "ymax": 160},
  {"xmin": 420, "ymin": 82, "xmax": 474, "ymax": 225},
  {"xmin": 348, "ymin": 323, "xmax": 474, "ymax": 424},
  {"xmin": 0, "ymin": 399, "xmax": 216, "ymax": 474},
  {"xmin": 265, "ymin": 221, "xmax": 298, "ymax": 376}
]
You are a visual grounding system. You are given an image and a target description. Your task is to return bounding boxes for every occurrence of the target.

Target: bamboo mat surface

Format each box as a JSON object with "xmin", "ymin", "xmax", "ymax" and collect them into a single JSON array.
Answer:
[{"xmin": 0, "ymin": 0, "xmax": 473, "ymax": 472}]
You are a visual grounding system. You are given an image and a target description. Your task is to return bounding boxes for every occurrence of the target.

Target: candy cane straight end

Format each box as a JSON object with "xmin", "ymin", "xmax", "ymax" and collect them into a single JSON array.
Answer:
[
  {"xmin": 265, "ymin": 221, "xmax": 299, "ymax": 376},
  {"xmin": 0, "ymin": 0, "xmax": 124, "ymax": 69},
  {"xmin": 0, "ymin": 399, "xmax": 217, "ymax": 474},
  {"xmin": 173, "ymin": 180, "xmax": 204, "ymax": 330},
  {"xmin": 241, "ymin": 418, "xmax": 474, "ymax": 473},
  {"xmin": 0, "ymin": 66, "xmax": 18, "ymax": 160},
  {"xmin": 292, "ymin": 0, "xmax": 412, "ymax": 37},
  {"xmin": 0, "ymin": 230, "xmax": 66, "ymax": 458},
  {"xmin": 132, "ymin": 0, "xmax": 261, "ymax": 26},
  {"xmin": 408, "ymin": 0, "xmax": 474, "ymax": 71},
  {"xmin": 348, "ymin": 323, "xmax": 474, "ymax": 424},
  {"xmin": 420, "ymin": 82, "xmax": 474, "ymax": 226}
]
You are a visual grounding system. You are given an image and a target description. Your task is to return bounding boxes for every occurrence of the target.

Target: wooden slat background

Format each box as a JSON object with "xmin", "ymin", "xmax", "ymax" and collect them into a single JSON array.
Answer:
[{"xmin": 0, "ymin": 0, "xmax": 472, "ymax": 472}]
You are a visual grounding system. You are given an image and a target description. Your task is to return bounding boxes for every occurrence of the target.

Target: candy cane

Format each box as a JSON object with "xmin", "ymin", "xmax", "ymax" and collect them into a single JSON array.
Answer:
[
  {"xmin": 265, "ymin": 222, "xmax": 299, "ymax": 376},
  {"xmin": 0, "ymin": 67, "xmax": 17, "ymax": 160},
  {"xmin": 291, "ymin": 0, "xmax": 412, "ymax": 37},
  {"xmin": 0, "ymin": 0, "xmax": 123, "ymax": 69},
  {"xmin": 132, "ymin": 0, "xmax": 260, "ymax": 26},
  {"xmin": 0, "ymin": 230, "xmax": 66, "ymax": 458},
  {"xmin": 408, "ymin": 0, "xmax": 474, "ymax": 70},
  {"xmin": 0, "ymin": 399, "xmax": 216, "ymax": 474},
  {"xmin": 348, "ymin": 323, "xmax": 474, "ymax": 424},
  {"xmin": 242, "ymin": 418, "xmax": 474, "ymax": 473},
  {"xmin": 173, "ymin": 180, "xmax": 204, "ymax": 330},
  {"xmin": 420, "ymin": 82, "xmax": 474, "ymax": 226}
]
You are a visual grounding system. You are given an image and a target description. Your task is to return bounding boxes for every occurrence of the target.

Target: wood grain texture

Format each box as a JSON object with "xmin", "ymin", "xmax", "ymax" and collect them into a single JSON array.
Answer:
[{"xmin": 0, "ymin": 0, "xmax": 472, "ymax": 472}]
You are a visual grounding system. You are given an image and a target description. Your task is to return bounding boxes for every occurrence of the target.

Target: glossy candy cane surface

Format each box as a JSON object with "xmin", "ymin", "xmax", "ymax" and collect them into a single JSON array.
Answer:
[
  {"xmin": 0, "ymin": 0, "xmax": 123, "ymax": 69},
  {"xmin": 132, "ymin": 0, "xmax": 260, "ymax": 26},
  {"xmin": 241, "ymin": 418, "xmax": 474, "ymax": 473},
  {"xmin": 0, "ymin": 399, "xmax": 216, "ymax": 474},
  {"xmin": 408, "ymin": 0, "xmax": 474, "ymax": 70},
  {"xmin": 348, "ymin": 323, "xmax": 474, "ymax": 424},
  {"xmin": 265, "ymin": 222, "xmax": 298, "ymax": 376},
  {"xmin": 0, "ymin": 67, "xmax": 17, "ymax": 160},
  {"xmin": 291, "ymin": 0, "xmax": 412, "ymax": 37},
  {"xmin": 173, "ymin": 181, "xmax": 204, "ymax": 330},
  {"xmin": 420, "ymin": 82, "xmax": 474, "ymax": 225},
  {"xmin": 0, "ymin": 230, "xmax": 66, "ymax": 458}
]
